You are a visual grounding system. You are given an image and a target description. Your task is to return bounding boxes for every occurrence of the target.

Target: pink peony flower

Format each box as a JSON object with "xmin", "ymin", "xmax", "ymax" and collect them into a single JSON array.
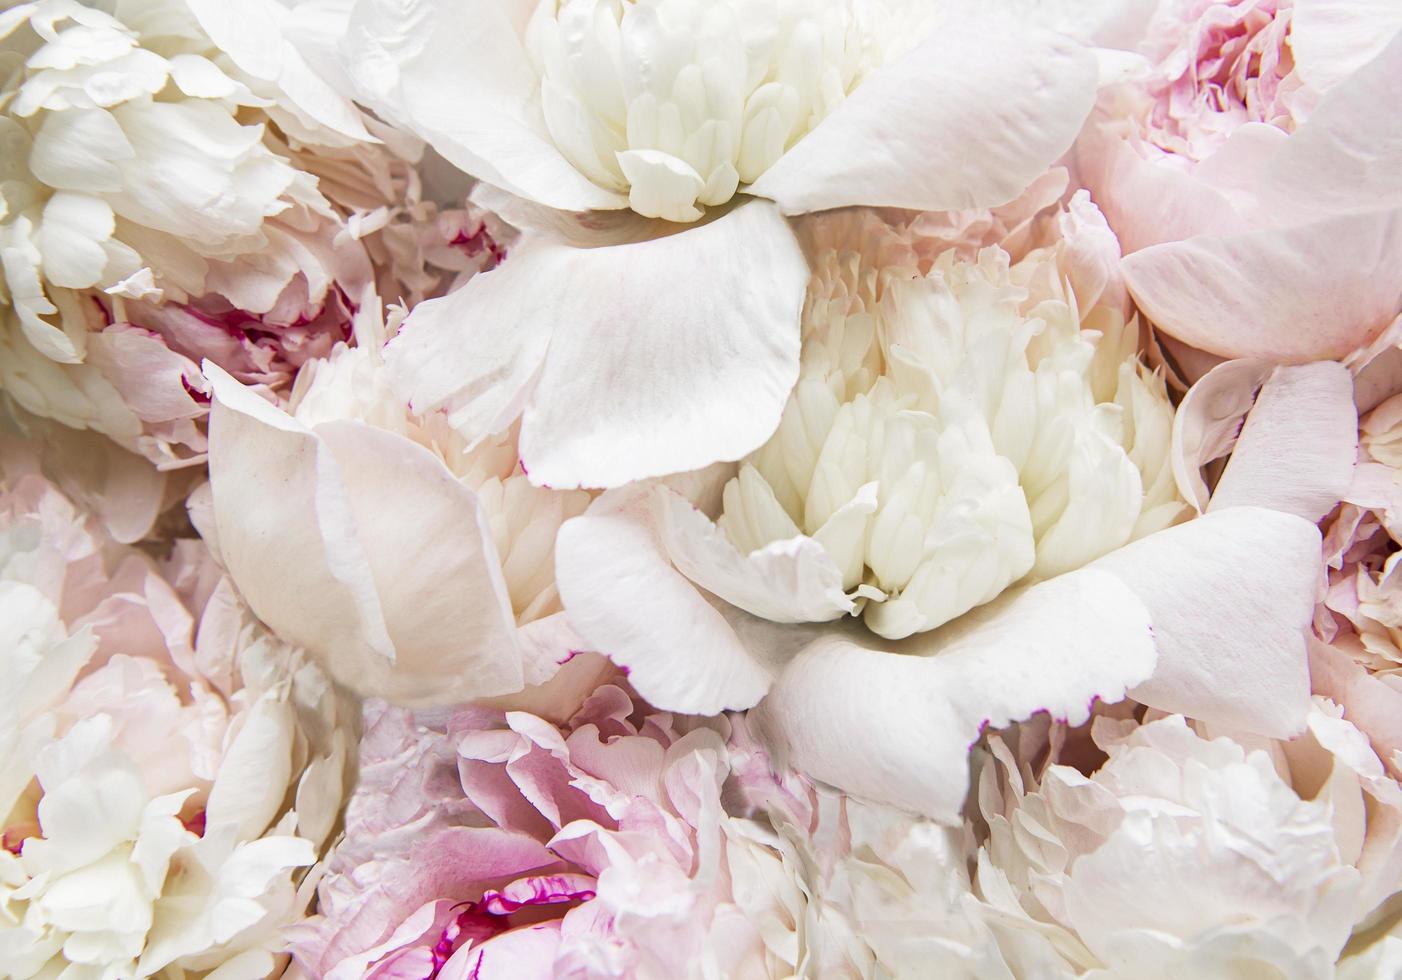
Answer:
[
  {"xmin": 293, "ymin": 684, "xmax": 800, "ymax": 979},
  {"xmin": 1076, "ymin": 0, "xmax": 1402, "ymax": 366}
]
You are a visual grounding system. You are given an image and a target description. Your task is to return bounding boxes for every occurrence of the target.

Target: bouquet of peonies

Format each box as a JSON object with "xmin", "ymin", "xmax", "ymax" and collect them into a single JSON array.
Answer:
[{"xmin": 3, "ymin": 0, "xmax": 1402, "ymax": 977}]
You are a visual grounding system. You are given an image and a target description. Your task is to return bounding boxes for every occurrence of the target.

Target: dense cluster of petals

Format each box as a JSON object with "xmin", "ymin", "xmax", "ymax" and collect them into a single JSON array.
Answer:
[
  {"xmin": 717, "ymin": 206, "xmax": 1183, "ymax": 638},
  {"xmin": 0, "ymin": 458, "xmax": 356, "ymax": 978}
]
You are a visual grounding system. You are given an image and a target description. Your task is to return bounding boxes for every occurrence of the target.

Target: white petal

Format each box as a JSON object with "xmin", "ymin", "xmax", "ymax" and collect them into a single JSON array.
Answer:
[
  {"xmin": 1209, "ymin": 362, "xmax": 1357, "ymax": 523},
  {"xmin": 1094, "ymin": 508, "xmax": 1318, "ymax": 737},
  {"xmin": 659, "ymin": 485, "xmax": 856, "ymax": 623},
  {"xmin": 1291, "ymin": 0, "xmax": 1402, "ymax": 92},
  {"xmin": 555, "ymin": 486, "xmax": 782, "ymax": 713},
  {"xmin": 751, "ymin": 567, "xmax": 1155, "ymax": 821},
  {"xmin": 748, "ymin": 17, "xmax": 1096, "ymax": 213},
  {"xmin": 205, "ymin": 363, "xmax": 525, "ymax": 705},
  {"xmin": 343, "ymin": 0, "xmax": 623, "ymax": 211},
  {"xmin": 520, "ymin": 200, "xmax": 808, "ymax": 487}
]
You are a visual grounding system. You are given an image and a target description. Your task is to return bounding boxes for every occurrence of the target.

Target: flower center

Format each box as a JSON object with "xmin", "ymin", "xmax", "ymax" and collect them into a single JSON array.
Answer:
[{"xmin": 526, "ymin": 0, "xmax": 885, "ymax": 222}]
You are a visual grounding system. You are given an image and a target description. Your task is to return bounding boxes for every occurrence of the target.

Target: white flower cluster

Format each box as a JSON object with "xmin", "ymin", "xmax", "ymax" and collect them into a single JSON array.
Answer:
[{"xmin": 719, "ymin": 207, "xmax": 1184, "ymax": 638}]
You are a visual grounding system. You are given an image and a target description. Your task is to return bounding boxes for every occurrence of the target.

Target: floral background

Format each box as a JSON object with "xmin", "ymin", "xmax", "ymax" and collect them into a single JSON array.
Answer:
[{"xmin": 2, "ymin": 0, "xmax": 1402, "ymax": 977}]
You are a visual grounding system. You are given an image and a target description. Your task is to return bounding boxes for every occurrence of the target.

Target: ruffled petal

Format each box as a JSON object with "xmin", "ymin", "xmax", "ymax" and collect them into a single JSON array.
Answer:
[
  {"xmin": 1093, "ymin": 507, "xmax": 1319, "ymax": 737},
  {"xmin": 751, "ymin": 567, "xmax": 1156, "ymax": 821},
  {"xmin": 749, "ymin": 17, "xmax": 1097, "ymax": 214}
]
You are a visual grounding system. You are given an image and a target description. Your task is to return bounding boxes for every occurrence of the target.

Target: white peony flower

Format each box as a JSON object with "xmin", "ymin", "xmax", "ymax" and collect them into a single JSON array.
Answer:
[
  {"xmin": 335, "ymin": 0, "xmax": 1103, "ymax": 489},
  {"xmin": 0, "ymin": 466, "xmax": 358, "ymax": 978},
  {"xmin": 714, "ymin": 203, "xmax": 1184, "ymax": 639},
  {"xmin": 554, "ymin": 198, "xmax": 1352, "ymax": 820},
  {"xmin": 201, "ymin": 295, "xmax": 606, "ymax": 708},
  {"xmin": 972, "ymin": 703, "xmax": 1402, "ymax": 978}
]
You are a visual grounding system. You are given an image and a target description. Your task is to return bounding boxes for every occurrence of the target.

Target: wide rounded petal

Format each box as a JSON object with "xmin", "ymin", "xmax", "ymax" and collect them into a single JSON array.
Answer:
[
  {"xmin": 751, "ymin": 567, "xmax": 1156, "ymax": 821},
  {"xmin": 519, "ymin": 200, "xmax": 808, "ymax": 488},
  {"xmin": 1266, "ymin": 30, "xmax": 1402, "ymax": 218},
  {"xmin": 749, "ymin": 18, "xmax": 1097, "ymax": 214},
  {"xmin": 1290, "ymin": 0, "xmax": 1402, "ymax": 93},
  {"xmin": 1209, "ymin": 362, "xmax": 1357, "ymax": 523},
  {"xmin": 343, "ymin": 0, "xmax": 623, "ymax": 212},
  {"xmin": 205, "ymin": 364, "xmax": 524, "ymax": 706},
  {"xmin": 554, "ymin": 487, "xmax": 779, "ymax": 714},
  {"xmin": 1093, "ymin": 507, "xmax": 1319, "ymax": 737},
  {"xmin": 1121, "ymin": 210, "xmax": 1402, "ymax": 362}
]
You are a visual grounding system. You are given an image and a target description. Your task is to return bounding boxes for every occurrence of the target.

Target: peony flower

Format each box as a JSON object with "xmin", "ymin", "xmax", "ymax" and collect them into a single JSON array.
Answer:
[
  {"xmin": 555, "ymin": 200, "xmax": 1353, "ymax": 820},
  {"xmin": 0, "ymin": 0, "xmax": 495, "ymax": 472},
  {"xmin": 329, "ymin": 0, "xmax": 1104, "ymax": 488},
  {"xmin": 712, "ymin": 201, "xmax": 1184, "ymax": 640},
  {"xmin": 1076, "ymin": 0, "xmax": 1402, "ymax": 365},
  {"xmin": 293, "ymin": 684, "xmax": 804, "ymax": 979},
  {"xmin": 971, "ymin": 703, "xmax": 1402, "ymax": 977},
  {"xmin": 0, "ymin": 465, "xmax": 357, "ymax": 978},
  {"xmin": 201, "ymin": 295, "xmax": 606, "ymax": 707}
]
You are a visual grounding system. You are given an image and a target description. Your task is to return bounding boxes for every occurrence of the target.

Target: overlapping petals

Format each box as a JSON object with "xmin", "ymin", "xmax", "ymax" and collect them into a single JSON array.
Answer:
[
  {"xmin": 0, "ymin": 462, "xmax": 356, "ymax": 978},
  {"xmin": 348, "ymin": 0, "xmax": 1102, "ymax": 488},
  {"xmin": 1080, "ymin": 0, "xmax": 1402, "ymax": 365},
  {"xmin": 203, "ymin": 297, "xmax": 599, "ymax": 706}
]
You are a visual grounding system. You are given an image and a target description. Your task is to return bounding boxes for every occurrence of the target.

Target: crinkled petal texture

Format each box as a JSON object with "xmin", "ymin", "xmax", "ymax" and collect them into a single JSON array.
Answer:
[
  {"xmin": 204, "ymin": 362, "xmax": 526, "ymax": 705},
  {"xmin": 748, "ymin": 15, "xmax": 1097, "ymax": 214},
  {"xmin": 386, "ymin": 199, "xmax": 809, "ymax": 489}
]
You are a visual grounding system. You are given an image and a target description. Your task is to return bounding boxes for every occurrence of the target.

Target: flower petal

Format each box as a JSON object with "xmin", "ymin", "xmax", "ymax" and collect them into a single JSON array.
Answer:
[
  {"xmin": 748, "ymin": 17, "xmax": 1096, "ymax": 214},
  {"xmin": 1265, "ymin": 29, "xmax": 1402, "ymax": 218},
  {"xmin": 751, "ymin": 567, "xmax": 1156, "ymax": 821},
  {"xmin": 1209, "ymin": 361, "xmax": 1357, "ymax": 522},
  {"xmin": 384, "ymin": 269, "xmax": 554, "ymax": 453},
  {"xmin": 1093, "ymin": 507, "xmax": 1319, "ymax": 737},
  {"xmin": 659, "ymin": 488, "xmax": 857, "ymax": 624},
  {"xmin": 517, "ymin": 200, "xmax": 806, "ymax": 488},
  {"xmin": 205, "ymin": 363, "xmax": 524, "ymax": 705},
  {"xmin": 1170, "ymin": 358, "xmax": 1274, "ymax": 512},
  {"xmin": 343, "ymin": 0, "xmax": 623, "ymax": 212},
  {"xmin": 555, "ymin": 486, "xmax": 785, "ymax": 714},
  {"xmin": 1290, "ymin": 0, "xmax": 1402, "ymax": 93},
  {"xmin": 1121, "ymin": 210, "xmax": 1402, "ymax": 361}
]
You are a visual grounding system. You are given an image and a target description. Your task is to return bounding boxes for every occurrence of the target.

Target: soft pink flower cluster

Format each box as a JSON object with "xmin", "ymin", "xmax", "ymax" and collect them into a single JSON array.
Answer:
[{"xmin": 4, "ymin": 0, "xmax": 1402, "ymax": 976}]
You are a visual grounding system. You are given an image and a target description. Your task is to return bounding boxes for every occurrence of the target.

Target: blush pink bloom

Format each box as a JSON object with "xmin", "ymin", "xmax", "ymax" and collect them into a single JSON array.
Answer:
[
  {"xmin": 1076, "ymin": 0, "xmax": 1402, "ymax": 365},
  {"xmin": 292, "ymin": 684, "xmax": 801, "ymax": 979}
]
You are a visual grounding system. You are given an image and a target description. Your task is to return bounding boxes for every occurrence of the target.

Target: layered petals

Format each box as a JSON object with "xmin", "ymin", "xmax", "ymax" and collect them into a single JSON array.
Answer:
[{"xmin": 386, "ymin": 199, "xmax": 809, "ymax": 489}]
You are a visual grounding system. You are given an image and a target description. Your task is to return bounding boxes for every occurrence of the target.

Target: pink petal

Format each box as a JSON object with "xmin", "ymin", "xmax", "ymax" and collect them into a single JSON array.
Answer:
[
  {"xmin": 1209, "ymin": 361, "xmax": 1358, "ymax": 522},
  {"xmin": 1121, "ymin": 209, "xmax": 1402, "ymax": 361}
]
